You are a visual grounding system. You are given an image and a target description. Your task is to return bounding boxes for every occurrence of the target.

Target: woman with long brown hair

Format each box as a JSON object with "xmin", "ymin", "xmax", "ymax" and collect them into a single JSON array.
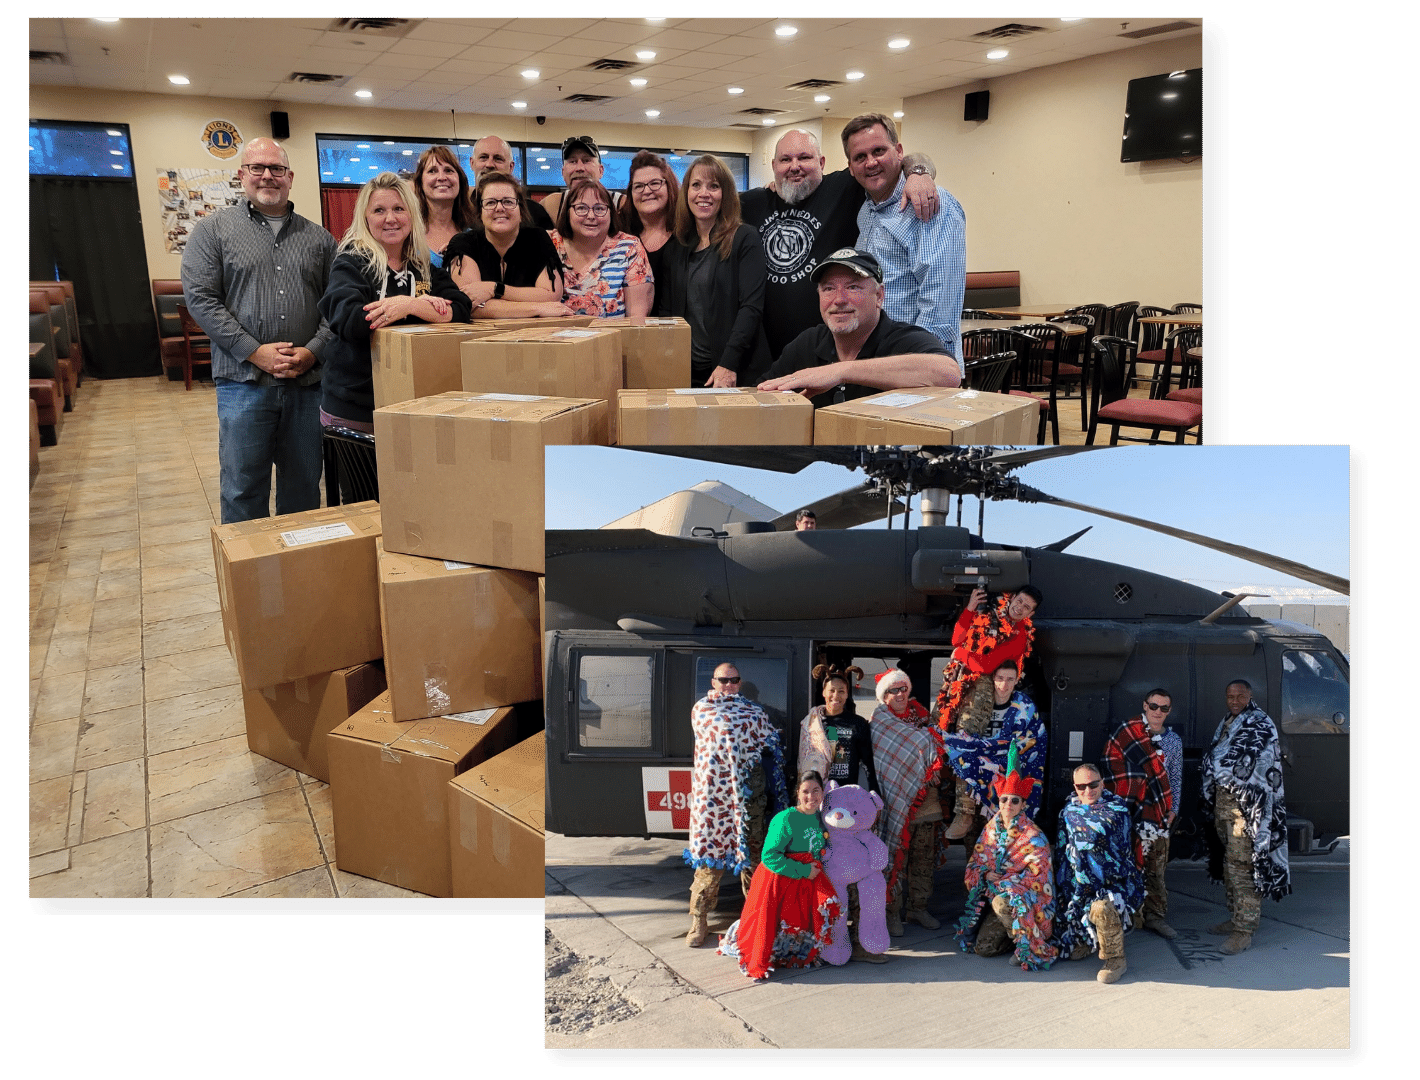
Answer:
[
  {"xmin": 652, "ymin": 154, "xmax": 770, "ymax": 387},
  {"xmin": 411, "ymin": 145, "xmax": 475, "ymax": 270},
  {"xmin": 620, "ymin": 150, "xmax": 679, "ymax": 286}
]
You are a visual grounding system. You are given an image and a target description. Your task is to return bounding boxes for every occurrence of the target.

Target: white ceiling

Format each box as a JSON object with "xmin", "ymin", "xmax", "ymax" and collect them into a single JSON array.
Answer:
[{"xmin": 29, "ymin": 17, "xmax": 1201, "ymax": 130}]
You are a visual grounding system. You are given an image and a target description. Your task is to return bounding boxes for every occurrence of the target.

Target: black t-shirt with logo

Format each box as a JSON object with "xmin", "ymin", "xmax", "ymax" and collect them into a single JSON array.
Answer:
[{"xmin": 741, "ymin": 170, "xmax": 865, "ymax": 357}]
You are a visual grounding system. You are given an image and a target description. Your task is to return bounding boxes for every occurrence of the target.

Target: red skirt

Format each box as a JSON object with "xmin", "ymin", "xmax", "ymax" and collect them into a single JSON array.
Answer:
[{"xmin": 724, "ymin": 852, "xmax": 842, "ymax": 980}]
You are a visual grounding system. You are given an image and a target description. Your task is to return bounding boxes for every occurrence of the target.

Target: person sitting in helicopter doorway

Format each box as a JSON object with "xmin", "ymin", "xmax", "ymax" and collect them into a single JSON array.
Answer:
[
  {"xmin": 1200, "ymin": 679, "xmax": 1290, "ymax": 955},
  {"xmin": 937, "ymin": 658, "xmax": 1048, "ymax": 851},
  {"xmin": 1102, "ymin": 687, "xmax": 1183, "ymax": 939},
  {"xmin": 935, "ymin": 584, "xmax": 1042, "ymax": 839},
  {"xmin": 795, "ymin": 509, "xmax": 817, "ymax": 531},
  {"xmin": 684, "ymin": 663, "xmax": 790, "ymax": 948},
  {"xmin": 1055, "ymin": 764, "xmax": 1145, "ymax": 984}
]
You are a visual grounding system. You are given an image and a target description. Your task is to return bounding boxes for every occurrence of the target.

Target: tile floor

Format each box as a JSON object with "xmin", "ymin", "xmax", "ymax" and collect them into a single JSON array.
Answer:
[{"xmin": 27, "ymin": 374, "xmax": 427, "ymax": 898}]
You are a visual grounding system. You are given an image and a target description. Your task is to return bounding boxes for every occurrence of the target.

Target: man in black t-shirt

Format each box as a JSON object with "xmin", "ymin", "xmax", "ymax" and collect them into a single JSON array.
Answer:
[
  {"xmin": 741, "ymin": 129, "xmax": 940, "ymax": 356},
  {"xmin": 757, "ymin": 249, "xmax": 960, "ymax": 408}
]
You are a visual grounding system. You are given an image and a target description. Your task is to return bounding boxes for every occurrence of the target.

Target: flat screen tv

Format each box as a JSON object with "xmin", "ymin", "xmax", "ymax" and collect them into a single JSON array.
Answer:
[{"xmin": 1121, "ymin": 68, "xmax": 1202, "ymax": 162}]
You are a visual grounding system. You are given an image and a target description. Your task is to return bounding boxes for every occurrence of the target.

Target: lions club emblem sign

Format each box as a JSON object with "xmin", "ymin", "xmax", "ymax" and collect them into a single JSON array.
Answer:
[{"xmin": 201, "ymin": 119, "xmax": 243, "ymax": 160}]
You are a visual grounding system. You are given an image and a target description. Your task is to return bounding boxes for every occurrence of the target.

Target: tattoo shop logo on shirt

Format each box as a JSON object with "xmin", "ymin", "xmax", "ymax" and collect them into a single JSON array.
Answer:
[
  {"xmin": 759, "ymin": 209, "xmax": 823, "ymax": 284},
  {"xmin": 201, "ymin": 120, "xmax": 243, "ymax": 161}
]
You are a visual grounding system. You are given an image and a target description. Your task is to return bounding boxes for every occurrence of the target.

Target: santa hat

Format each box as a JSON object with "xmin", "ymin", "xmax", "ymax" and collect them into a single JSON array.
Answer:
[
  {"xmin": 874, "ymin": 668, "xmax": 912, "ymax": 704},
  {"xmin": 993, "ymin": 740, "xmax": 1038, "ymax": 801}
]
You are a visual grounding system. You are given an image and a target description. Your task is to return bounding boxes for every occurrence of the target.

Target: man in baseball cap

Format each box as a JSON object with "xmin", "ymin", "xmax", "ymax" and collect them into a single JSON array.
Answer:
[
  {"xmin": 541, "ymin": 135, "xmax": 606, "ymax": 222},
  {"xmin": 757, "ymin": 247, "xmax": 960, "ymax": 408}
]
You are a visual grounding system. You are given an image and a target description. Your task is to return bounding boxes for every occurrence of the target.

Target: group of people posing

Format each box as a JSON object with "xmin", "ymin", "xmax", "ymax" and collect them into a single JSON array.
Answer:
[
  {"xmin": 684, "ymin": 585, "xmax": 1292, "ymax": 985},
  {"xmin": 180, "ymin": 118, "xmax": 966, "ymax": 525}
]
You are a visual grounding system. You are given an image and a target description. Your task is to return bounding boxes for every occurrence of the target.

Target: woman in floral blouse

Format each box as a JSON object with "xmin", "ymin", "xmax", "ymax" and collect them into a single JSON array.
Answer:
[{"xmin": 549, "ymin": 177, "xmax": 653, "ymax": 319}]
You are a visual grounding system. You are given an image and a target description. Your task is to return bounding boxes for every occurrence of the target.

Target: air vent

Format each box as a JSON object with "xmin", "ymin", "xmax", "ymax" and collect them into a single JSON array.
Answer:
[
  {"xmin": 1113, "ymin": 583, "xmax": 1133, "ymax": 605},
  {"xmin": 30, "ymin": 50, "xmax": 68, "ymax": 64},
  {"xmin": 786, "ymin": 78, "xmax": 840, "ymax": 91},
  {"xmin": 289, "ymin": 72, "xmax": 349, "ymax": 85},
  {"xmin": 972, "ymin": 23, "xmax": 1049, "ymax": 40},
  {"xmin": 728, "ymin": 123, "xmax": 764, "ymax": 129},
  {"xmin": 583, "ymin": 58, "xmax": 640, "ymax": 72},
  {"xmin": 326, "ymin": 18, "xmax": 418, "ymax": 37},
  {"xmin": 738, "ymin": 107, "xmax": 783, "ymax": 116},
  {"xmin": 1119, "ymin": 21, "xmax": 1200, "ymax": 39},
  {"xmin": 564, "ymin": 93, "xmax": 615, "ymax": 104}
]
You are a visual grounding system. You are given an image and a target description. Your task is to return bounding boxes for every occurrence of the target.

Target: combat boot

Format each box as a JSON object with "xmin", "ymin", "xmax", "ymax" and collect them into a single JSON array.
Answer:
[
  {"xmin": 1220, "ymin": 931, "xmax": 1253, "ymax": 955},
  {"xmin": 905, "ymin": 907, "xmax": 941, "ymax": 930},
  {"xmin": 851, "ymin": 943, "xmax": 889, "ymax": 964},
  {"xmin": 944, "ymin": 812, "xmax": 975, "ymax": 840},
  {"xmin": 886, "ymin": 909, "xmax": 905, "ymax": 937},
  {"xmin": 1097, "ymin": 957, "xmax": 1127, "ymax": 984},
  {"xmin": 1207, "ymin": 919, "xmax": 1236, "ymax": 935},
  {"xmin": 686, "ymin": 912, "xmax": 708, "ymax": 948},
  {"xmin": 1144, "ymin": 915, "xmax": 1177, "ymax": 939},
  {"xmin": 1069, "ymin": 941, "xmax": 1092, "ymax": 962}
]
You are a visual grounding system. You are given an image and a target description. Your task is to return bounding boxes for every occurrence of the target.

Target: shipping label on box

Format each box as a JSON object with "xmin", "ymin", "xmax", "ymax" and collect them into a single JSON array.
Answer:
[
  {"xmin": 211, "ymin": 502, "xmax": 384, "ymax": 690},
  {"xmin": 595, "ymin": 316, "xmax": 692, "ymax": 390},
  {"xmin": 617, "ymin": 387, "xmax": 814, "ymax": 445},
  {"xmin": 374, "ymin": 392, "xmax": 608, "ymax": 572},
  {"xmin": 813, "ymin": 387, "xmax": 1038, "ymax": 445},
  {"xmin": 448, "ymin": 731, "xmax": 545, "ymax": 898},
  {"xmin": 378, "ymin": 542, "xmax": 542, "ymax": 722}
]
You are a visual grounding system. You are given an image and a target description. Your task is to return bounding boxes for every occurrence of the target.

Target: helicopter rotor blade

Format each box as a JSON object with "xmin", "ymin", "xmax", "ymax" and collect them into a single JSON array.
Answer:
[
  {"xmin": 1019, "ymin": 488, "xmax": 1350, "ymax": 595},
  {"xmin": 630, "ymin": 445, "xmax": 862, "ymax": 474},
  {"xmin": 771, "ymin": 482, "xmax": 906, "ymax": 531}
]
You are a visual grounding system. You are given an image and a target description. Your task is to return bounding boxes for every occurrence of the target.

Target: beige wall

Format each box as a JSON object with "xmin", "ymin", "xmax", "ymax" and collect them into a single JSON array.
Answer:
[
  {"xmin": 902, "ymin": 35, "xmax": 1202, "ymax": 306},
  {"xmin": 29, "ymin": 84, "xmax": 752, "ymax": 282}
]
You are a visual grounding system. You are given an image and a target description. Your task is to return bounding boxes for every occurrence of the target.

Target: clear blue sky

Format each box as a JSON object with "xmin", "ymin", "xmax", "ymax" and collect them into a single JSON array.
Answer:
[{"xmin": 546, "ymin": 446, "xmax": 1349, "ymax": 593}]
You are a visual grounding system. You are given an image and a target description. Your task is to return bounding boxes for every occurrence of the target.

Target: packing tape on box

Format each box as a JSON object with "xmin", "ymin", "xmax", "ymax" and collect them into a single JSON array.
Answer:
[
  {"xmin": 492, "ymin": 519, "xmax": 514, "ymax": 563},
  {"xmin": 484, "ymin": 671, "xmax": 508, "ymax": 703},
  {"xmin": 401, "ymin": 520, "xmax": 425, "ymax": 551},
  {"xmin": 435, "ymin": 413, "xmax": 457, "ymax": 466},
  {"xmin": 424, "ymin": 662, "xmax": 451, "ymax": 715},
  {"xmin": 390, "ymin": 418, "xmax": 413, "ymax": 474},
  {"xmin": 488, "ymin": 418, "xmax": 513, "ymax": 462},
  {"xmin": 257, "ymin": 555, "xmax": 284, "ymax": 618}
]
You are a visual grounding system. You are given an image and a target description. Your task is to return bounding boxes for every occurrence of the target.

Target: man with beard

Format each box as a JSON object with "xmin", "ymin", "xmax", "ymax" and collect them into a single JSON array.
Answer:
[
  {"xmin": 1201, "ymin": 680, "xmax": 1291, "ymax": 955},
  {"xmin": 741, "ymin": 128, "xmax": 940, "ymax": 356},
  {"xmin": 756, "ymin": 249, "xmax": 959, "ymax": 407}
]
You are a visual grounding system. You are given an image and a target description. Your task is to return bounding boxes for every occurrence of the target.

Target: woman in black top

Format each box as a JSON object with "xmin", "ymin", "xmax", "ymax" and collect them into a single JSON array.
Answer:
[
  {"xmin": 444, "ymin": 171, "xmax": 571, "ymax": 320},
  {"xmin": 620, "ymin": 150, "xmax": 679, "ymax": 289},
  {"xmin": 797, "ymin": 664, "xmax": 879, "ymax": 795},
  {"xmin": 318, "ymin": 172, "xmax": 469, "ymax": 431},
  {"xmin": 652, "ymin": 154, "xmax": 771, "ymax": 387}
]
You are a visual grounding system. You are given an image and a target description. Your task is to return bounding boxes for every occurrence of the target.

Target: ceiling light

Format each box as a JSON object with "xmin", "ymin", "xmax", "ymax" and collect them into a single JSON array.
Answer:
[
  {"xmin": 111, "ymin": 163, "xmax": 123, "ymax": 169},
  {"xmin": 369, "ymin": 165, "xmax": 377, "ymax": 169},
  {"xmin": 630, "ymin": 77, "xmax": 648, "ymax": 87},
  {"xmin": 775, "ymin": 25, "xmax": 798, "ymax": 38},
  {"xmin": 645, "ymin": 109, "xmax": 660, "ymax": 118},
  {"xmin": 168, "ymin": 75, "xmax": 190, "ymax": 85},
  {"xmin": 401, "ymin": 149, "xmax": 413, "ymax": 155},
  {"xmin": 355, "ymin": 89, "xmax": 372, "ymax": 98},
  {"xmin": 106, "ymin": 130, "xmax": 121, "ymax": 136},
  {"xmin": 888, "ymin": 38, "xmax": 910, "ymax": 50},
  {"xmin": 109, "ymin": 149, "xmax": 123, "ymax": 155},
  {"xmin": 343, "ymin": 176, "xmax": 351, "ymax": 181},
  {"xmin": 636, "ymin": 49, "xmax": 657, "ymax": 60},
  {"xmin": 349, "ymin": 157, "xmax": 360, "ymax": 163},
  {"xmin": 324, "ymin": 171, "xmax": 333, "ymax": 176},
  {"xmin": 511, "ymin": 100, "xmax": 527, "ymax": 109},
  {"xmin": 536, "ymin": 157, "xmax": 547, "ymax": 162},
  {"xmin": 646, "ymin": 17, "xmax": 664, "ymax": 22},
  {"xmin": 383, "ymin": 141, "xmax": 394, "ymax": 145},
  {"xmin": 846, "ymin": 70, "xmax": 865, "ymax": 81},
  {"xmin": 893, "ymin": 110, "xmax": 904, "ymax": 119},
  {"xmin": 1060, "ymin": 18, "xmax": 1084, "ymax": 22},
  {"xmin": 986, "ymin": 49, "xmax": 1009, "ymax": 60},
  {"xmin": 94, "ymin": 18, "xmax": 120, "ymax": 23},
  {"xmin": 540, "ymin": 164, "xmax": 550, "ymax": 170},
  {"xmin": 357, "ymin": 144, "xmax": 370, "ymax": 149},
  {"xmin": 727, "ymin": 87, "xmax": 744, "ymax": 95},
  {"xmin": 814, "ymin": 94, "xmax": 831, "ymax": 103},
  {"xmin": 762, "ymin": 118, "xmax": 776, "ymax": 126},
  {"xmin": 521, "ymin": 69, "xmax": 540, "ymax": 79}
]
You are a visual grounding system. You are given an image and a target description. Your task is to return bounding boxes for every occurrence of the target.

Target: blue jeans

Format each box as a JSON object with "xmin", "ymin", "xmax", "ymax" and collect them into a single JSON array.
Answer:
[{"xmin": 215, "ymin": 377, "xmax": 323, "ymax": 523}]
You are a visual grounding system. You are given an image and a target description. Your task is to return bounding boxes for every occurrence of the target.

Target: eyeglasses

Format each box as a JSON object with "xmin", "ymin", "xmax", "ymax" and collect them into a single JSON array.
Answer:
[
  {"xmin": 1000, "ymin": 795, "xmax": 1023, "ymax": 806},
  {"xmin": 1145, "ymin": 702, "xmax": 1172, "ymax": 713},
  {"xmin": 714, "ymin": 676, "xmax": 741, "ymax": 685},
  {"xmin": 631, "ymin": 178, "xmax": 666, "ymax": 195},
  {"xmin": 571, "ymin": 203, "xmax": 610, "ymax": 218},
  {"xmin": 1073, "ymin": 780, "xmax": 1102, "ymax": 792},
  {"xmin": 482, "ymin": 197, "xmax": 519, "ymax": 211},
  {"xmin": 243, "ymin": 164, "xmax": 289, "ymax": 178}
]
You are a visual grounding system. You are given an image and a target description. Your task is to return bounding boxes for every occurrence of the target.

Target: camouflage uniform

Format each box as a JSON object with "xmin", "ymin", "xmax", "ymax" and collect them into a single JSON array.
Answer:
[
  {"xmin": 973, "ymin": 893, "xmax": 1014, "ymax": 956},
  {"xmin": 688, "ymin": 764, "xmax": 767, "ymax": 915},
  {"xmin": 948, "ymin": 676, "xmax": 997, "ymax": 820},
  {"xmin": 1215, "ymin": 786, "xmax": 1262, "ymax": 933},
  {"xmin": 1089, "ymin": 899, "xmax": 1125, "ymax": 960},
  {"xmin": 1142, "ymin": 835, "xmax": 1171, "ymax": 920},
  {"xmin": 888, "ymin": 819, "xmax": 937, "ymax": 917}
]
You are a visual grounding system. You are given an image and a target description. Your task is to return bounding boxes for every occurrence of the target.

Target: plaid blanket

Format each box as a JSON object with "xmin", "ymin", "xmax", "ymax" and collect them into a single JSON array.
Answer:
[
  {"xmin": 1102, "ymin": 716, "xmax": 1173, "ymax": 851},
  {"xmin": 1054, "ymin": 791, "xmax": 1145, "ymax": 954},
  {"xmin": 869, "ymin": 702, "xmax": 943, "ymax": 897},
  {"xmin": 1201, "ymin": 702, "xmax": 1291, "ymax": 902}
]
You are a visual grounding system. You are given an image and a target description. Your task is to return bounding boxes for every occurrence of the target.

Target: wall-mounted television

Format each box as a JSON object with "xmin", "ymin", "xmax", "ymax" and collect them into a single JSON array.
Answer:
[{"xmin": 1121, "ymin": 68, "xmax": 1202, "ymax": 162}]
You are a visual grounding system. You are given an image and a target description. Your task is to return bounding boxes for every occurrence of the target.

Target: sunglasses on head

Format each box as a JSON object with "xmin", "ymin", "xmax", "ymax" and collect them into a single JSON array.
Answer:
[{"xmin": 1074, "ymin": 780, "xmax": 1102, "ymax": 792}]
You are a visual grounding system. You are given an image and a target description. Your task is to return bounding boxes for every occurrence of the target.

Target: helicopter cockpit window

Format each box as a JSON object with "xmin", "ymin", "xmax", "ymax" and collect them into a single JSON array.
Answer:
[
  {"xmin": 693, "ymin": 656, "xmax": 789, "ymax": 728},
  {"xmin": 576, "ymin": 653, "xmax": 654, "ymax": 749},
  {"xmin": 1280, "ymin": 649, "xmax": 1349, "ymax": 734}
]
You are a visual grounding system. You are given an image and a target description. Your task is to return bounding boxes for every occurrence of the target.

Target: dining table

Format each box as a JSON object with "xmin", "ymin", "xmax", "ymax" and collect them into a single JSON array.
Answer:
[{"xmin": 977, "ymin": 304, "xmax": 1081, "ymax": 319}]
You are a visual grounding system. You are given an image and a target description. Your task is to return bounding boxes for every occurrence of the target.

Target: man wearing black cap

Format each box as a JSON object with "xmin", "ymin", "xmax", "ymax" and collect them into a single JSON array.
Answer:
[
  {"xmin": 541, "ymin": 135, "xmax": 605, "ymax": 223},
  {"xmin": 757, "ymin": 248, "xmax": 960, "ymax": 408}
]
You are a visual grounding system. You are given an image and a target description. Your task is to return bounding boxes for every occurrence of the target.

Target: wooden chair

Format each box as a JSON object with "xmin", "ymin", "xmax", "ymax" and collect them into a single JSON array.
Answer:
[
  {"xmin": 1087, "ymin": 336, "xmax": 1201, "ymax": 445},
  {"xmin": 175, "ymin": 303, "xmax": 212, "ymax": 391}
]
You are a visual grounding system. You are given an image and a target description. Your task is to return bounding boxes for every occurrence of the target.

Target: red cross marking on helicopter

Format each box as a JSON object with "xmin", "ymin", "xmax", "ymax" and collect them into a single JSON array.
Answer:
[{"xmin": 646, "ymin": 769, "xmax": 693, "ymax": 830}]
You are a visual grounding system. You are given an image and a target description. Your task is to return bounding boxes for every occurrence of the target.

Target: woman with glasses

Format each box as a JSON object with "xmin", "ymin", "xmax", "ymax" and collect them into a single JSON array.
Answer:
[
  {"xmin": 620, "ymin": 150, "xmax": 679, "ymax": 287},
  {"xmin": 652, "ymin": 155, "xmax": 771, "ymax": 387},
  {"xmin": 444, "ymin": 171, "xmax": 572, "ymax": 320},
  {"xmin": 954, "ymin": 744, "xmax": 1059, "ymax": 970},
  {"xmin": 318, "ymin": 172, "xmax": 469, "ymax": 434},
  {"xmin": 550, "ymin": 178, "xmax": 653, "ymax": 319},
  {"xmin": 412, "ymin": 145, "xmax": 475, "ymax": 270}
]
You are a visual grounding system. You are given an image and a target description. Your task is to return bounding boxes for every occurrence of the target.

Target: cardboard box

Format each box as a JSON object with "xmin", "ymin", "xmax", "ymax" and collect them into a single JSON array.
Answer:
[
  {"xmin": 212, "ymin": 503, "xmax": 383, "ymax": 690},
  {"xmin": 617, "ymin": 387, "xmax": 814, "ymax": 445},
  {"xmin": 448, "ymin": 731, "xmax": 545, "ymax": 898},
  {"xmin": 328, "ymin": 690, "xmax": 518, "ymax": 897},
  {"xmin": 461, "ymin": 325, "xmax": 623, "ymax": 440},
  {"xmin": 378, "ymin": 541, "xmax": 542, "ymax": 722},
  {"xmin": 813, "ymin": 387, "xmax": 1039, "ymax": 445},
  {"xmin": 241, "ymin": 663, "xmax": 386, "ymax": 782},
  {"xmin": 374, "ymin": 392, "xmax": 607, "ymax": 573},
  {"xmin": 596, "ymin": 316, "xmax": 692, "ymax": 389},
  {"xmin": 372, "ymin": 324, "xmax": 490, "ymax": 409}
]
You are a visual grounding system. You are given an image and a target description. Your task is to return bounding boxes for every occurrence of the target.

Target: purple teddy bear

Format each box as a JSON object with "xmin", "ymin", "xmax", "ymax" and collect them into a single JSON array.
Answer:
[{"xmin": 820, "ymin": 782, "xmax": 890, "ymax": 965}]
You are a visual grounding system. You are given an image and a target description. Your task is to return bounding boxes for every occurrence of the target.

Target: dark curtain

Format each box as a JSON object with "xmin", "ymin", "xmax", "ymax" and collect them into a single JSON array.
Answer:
[
  {"xmin": 320, "ymin": 187, "xmax": 360, "ymax": 243},
  {"xmin": 30, "ymin": 177, "xmax": 163, "ymax": 379}
]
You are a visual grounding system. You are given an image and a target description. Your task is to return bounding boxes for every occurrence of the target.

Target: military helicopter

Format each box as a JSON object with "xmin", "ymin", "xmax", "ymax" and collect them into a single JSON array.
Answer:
[{"xmin": 543, "ymin": 446, "xmax": 1349, "ymax": 856}]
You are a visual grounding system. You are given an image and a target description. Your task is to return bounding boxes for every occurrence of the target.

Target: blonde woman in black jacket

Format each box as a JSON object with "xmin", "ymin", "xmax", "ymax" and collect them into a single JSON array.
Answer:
[{"xmin": 652, "ymin": 155, "xmax": 772, "ymax": 387}]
